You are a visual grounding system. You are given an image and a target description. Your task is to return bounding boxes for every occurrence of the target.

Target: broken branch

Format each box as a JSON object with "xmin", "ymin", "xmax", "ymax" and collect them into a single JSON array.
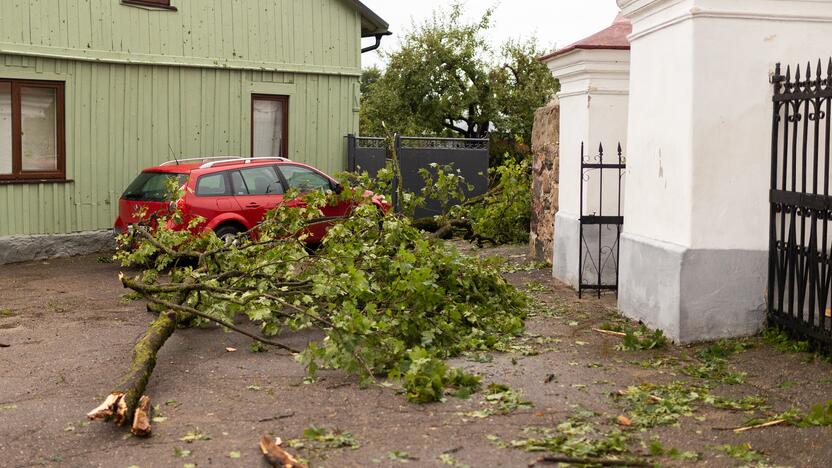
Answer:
[
  {"xmin": 592, "ymin": 328, "xmax": 627, "ymax": 337},
  {"xmin": 87, "ymin": 311, "xmax": 178, "ymax": 426},
  {"xmin": 259, "ymin": 435, "xmax": 306, "ymax": 468},
  {"xmin": 131, "ymin": 395, "xmax": 152, "ymax": 437}
]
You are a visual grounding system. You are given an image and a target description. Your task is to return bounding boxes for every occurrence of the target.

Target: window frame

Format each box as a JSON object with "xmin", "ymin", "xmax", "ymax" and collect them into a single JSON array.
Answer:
[
  {"xmin": 251, "ymin": 94, "xmax": 289, "ymax": 159},
  {"xmin": 278, "ymin": 164, "xmax": 336, "ymax": 193},
  {"xmin": 195, "ymin": 171, "xmax": 232, "ymax": 198},
  {"xmin": 232, "ymin": 166, "xmax": 286, "ymax": 197},
  {"xmin": 0, "ymin": 79, "xmax": 66, "ymax": 182},
  {"xmin": 121, "ymin": 0, "xmax": 177, "ymax": 11}
]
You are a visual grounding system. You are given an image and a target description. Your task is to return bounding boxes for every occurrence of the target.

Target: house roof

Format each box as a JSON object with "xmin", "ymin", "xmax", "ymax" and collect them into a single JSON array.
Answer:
[
  {"xmin": 539, "ymin": 14, "xmax": 631, "ymax": 62},
  {"xmin": 348, "ymin": 0, "xmax": 390, "ymax": 37}
]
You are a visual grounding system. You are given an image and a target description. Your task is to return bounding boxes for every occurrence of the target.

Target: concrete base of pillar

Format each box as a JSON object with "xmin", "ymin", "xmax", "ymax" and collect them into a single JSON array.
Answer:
[
  {"xmin": 0, "ymin": 230, "xmax": 116, "ymax": 265},
  {"xmin": 618, "ymin": 233, "xmax": 767, "ymax": 343},
  {"xmin": 552, "ymin": 212, "xmax": 580, "ymax": 289}
]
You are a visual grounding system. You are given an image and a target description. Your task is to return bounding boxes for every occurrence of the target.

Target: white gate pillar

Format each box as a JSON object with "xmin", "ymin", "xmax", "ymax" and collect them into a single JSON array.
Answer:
[
  {"xmin": 542, "ymin": 16, "xmax": 631, "ymax": 289},
  {"xmin": 617, "ymin": 0, "xmax": 832, "ymax": 342}
]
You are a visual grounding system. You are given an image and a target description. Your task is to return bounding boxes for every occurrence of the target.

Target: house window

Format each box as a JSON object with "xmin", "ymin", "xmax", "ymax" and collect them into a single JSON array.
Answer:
[
  {"xmin": 251, "ymin": 95, "xmax": 289, "ymax": 159},
  {"xmin": 121, "ymin": 0, "xmax": 177, "ymax": 11},
  {"xmin": 0, "ymin": 80, "xmax": 65, "ymax": 181}
]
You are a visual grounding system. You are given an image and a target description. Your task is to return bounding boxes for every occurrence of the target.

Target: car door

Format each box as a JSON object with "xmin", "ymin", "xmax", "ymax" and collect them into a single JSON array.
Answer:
[
  {"xmin": 188, "ymin": 171, "xmax": 240, "ymax": 231},
  {"xmin": 278, "ymin": 164, "xmax": 346, "ymax": 241},
  {"xmin": 230, "ymin": 166, "xmax": 286, "ymax": 227}
]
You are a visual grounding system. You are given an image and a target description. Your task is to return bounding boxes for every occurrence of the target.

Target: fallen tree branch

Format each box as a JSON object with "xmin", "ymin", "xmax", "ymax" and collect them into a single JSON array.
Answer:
[
  {"xmin": 0, "ymin": 343, "xmax": 9, "ymax": 348},
  {"xmin": 135, "ymin": 293, "xmax": 301, "ymax": 354},
  {"xmin": 529, "ymin": 455, "xmax": 650, "ymax": 467},
  {"xmin": 87, "ymin": 311, "xmax": 178, "ymax": 428},
  {"xmin": 259, "ymin": 435, "xmax": 306, "ymax": 468}
]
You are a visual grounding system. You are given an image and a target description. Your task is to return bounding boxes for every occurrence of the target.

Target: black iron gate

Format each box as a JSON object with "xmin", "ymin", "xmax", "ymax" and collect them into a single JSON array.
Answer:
[
  {"xmin": 579, "ymin": 142, "xmax": 625, "ymax": 298},
  {"xmin": 768, "ymin": 59, "xmax": 832, "ymax": 349}
]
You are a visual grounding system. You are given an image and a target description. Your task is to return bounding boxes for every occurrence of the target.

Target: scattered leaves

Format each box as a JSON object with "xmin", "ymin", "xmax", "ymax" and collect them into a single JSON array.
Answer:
[{"xmin": 179, "ymin": 429, "xmax": 211, "ymax": 443}]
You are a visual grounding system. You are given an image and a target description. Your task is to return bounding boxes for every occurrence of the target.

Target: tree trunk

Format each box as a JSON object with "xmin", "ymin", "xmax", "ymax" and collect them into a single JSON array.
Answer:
[{"xmin": 87, "ymin": 311, "xmax": 178, "ymax": 434}]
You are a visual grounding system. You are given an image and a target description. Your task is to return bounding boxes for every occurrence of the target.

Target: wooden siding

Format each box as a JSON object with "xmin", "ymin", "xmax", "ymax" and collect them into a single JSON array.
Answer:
[
  {"xmin": 0, "ymin": 0, "xmax": 362, "ymax": 74},
  {"xmin": 0, "ymin": 54, "xmax": 360, "ymax": 237}
]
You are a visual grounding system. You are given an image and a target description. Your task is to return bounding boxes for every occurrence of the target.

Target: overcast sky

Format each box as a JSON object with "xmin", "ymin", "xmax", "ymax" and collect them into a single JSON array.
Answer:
[{"xmin": 359, "ymin": 0, "xmax": 622, "ymax": 69}]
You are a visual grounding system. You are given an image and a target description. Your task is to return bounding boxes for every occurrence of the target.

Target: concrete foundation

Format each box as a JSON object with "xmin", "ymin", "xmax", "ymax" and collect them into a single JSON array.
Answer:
[
  {"xmin": 552, "ymin": 212, "xmax": 580, "ymax": 289},
  {"xmin": 618, "ymin": 233, "xmax": 767, "ymax": 343},
  {"xmin": 0, "ymin": 230, "xmax": 115, "ymax": 265}
]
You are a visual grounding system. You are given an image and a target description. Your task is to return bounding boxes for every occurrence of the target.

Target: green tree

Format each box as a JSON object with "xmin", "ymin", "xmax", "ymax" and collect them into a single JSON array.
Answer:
[{"xmin": 360, "ymin": 3, "xmax": 558, "ymax": 154}]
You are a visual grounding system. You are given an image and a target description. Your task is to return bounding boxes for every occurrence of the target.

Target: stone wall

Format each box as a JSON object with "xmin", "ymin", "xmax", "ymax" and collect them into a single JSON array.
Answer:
[{"xmin": 529, "ymin": 99, "xmax": 560, "ymax": 262}]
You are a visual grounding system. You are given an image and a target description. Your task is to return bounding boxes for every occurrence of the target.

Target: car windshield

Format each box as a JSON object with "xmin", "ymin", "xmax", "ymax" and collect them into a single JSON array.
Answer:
[{"xmin": 122, "ymin": 172, "xmax": 187, "ymax": 201}]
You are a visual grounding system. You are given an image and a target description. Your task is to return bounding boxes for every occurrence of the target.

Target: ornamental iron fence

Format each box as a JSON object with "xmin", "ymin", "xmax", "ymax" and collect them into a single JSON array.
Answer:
[{"xmin": 768, "ymin": 59, "xmax": 832, "ymax": 350}]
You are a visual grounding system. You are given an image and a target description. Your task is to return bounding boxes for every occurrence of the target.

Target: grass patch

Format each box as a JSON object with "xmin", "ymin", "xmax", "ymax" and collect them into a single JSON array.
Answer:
[
  {"xmin": 460, "ymin": 384, "xmax": 533, "ymax": 418},
  {"xmin": 599, "ymin": 323, "xmax": 668, "ymax": 351},
  {"xmin": 615, "ymin": 381, "xmax": 767, "ymax": 428},
  {"xmin": 288, "ymin": 426, "xmax": 360, "ymax": 451},
  {"xmin": 714, "ymin": 443, "xmax": 766, "ymax": 463},
  {"xmin": 682, "ymin": 339, "xmax": 751, "ymax": 384},
  {"xmin": 647, "ymin": 440, "xmax": 700, "ymax": 461}
]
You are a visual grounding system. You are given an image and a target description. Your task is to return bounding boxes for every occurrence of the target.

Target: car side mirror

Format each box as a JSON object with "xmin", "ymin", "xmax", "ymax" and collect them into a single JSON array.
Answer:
[{"xmin": 332, "ymin": 182, "xmax": 344, "ymax": 194}]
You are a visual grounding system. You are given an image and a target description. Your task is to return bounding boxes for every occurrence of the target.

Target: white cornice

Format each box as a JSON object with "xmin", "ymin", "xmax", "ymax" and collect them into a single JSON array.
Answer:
[
  {"xmin": 620, "ymin": 0, "xmax": 832, "ymax": 41},
  {"xmin": 546, "ymin": 49, "xmax": 630, "ymax": 81}
]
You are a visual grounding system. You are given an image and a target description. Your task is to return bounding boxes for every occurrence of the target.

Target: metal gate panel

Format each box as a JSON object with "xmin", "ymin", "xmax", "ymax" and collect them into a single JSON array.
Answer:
[
  {"xmin": 768, "ymin": 59, "xmax": 832, "ymax": 349},
  {"xmin": 579, "ymin": 142, "xmax": 625, "ymax": 298}
]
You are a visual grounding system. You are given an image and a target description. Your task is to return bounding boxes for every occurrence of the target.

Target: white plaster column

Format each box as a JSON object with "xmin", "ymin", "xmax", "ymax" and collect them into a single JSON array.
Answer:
[
  {"xmin": 618, "ymin": 0, "xmax": 832, "ymax": 342},
  {"xmin": 545, "ymin": 48, "xmax": 630, "ymax": 289}
]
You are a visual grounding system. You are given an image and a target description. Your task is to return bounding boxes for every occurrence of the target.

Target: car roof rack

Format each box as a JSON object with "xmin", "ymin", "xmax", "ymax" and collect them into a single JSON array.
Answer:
[
  {"xmin": 199, "ymin": 157, "xmax": 291, "ymax": 169},
  {"xmin": 159, "ymin": 156, "xmax": 237, "ymax": 166}
]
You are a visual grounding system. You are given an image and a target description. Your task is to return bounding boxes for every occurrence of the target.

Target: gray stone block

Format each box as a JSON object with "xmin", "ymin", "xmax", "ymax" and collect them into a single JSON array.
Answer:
[{"xmin": 0, "ymin": 230, "xmax": 116, "ymax": 265}]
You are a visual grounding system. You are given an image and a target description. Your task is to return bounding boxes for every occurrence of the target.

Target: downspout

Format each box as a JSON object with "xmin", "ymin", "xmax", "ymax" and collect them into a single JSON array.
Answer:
[{"xmin": 361, "ymin": 32, "xmax": 392, "ymax": 54}]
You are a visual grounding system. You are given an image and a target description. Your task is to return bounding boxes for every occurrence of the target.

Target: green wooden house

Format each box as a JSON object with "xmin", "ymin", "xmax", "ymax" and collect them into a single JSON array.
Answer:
[{"xmin": 0, "ymin": 0, "xmax": 388, "ymax": 262}]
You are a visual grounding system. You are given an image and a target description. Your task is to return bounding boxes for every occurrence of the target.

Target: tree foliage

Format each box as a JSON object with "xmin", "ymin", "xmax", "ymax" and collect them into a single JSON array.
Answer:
[
  {"xmin": 360, "ymin": 2, "xmax": 558, "ymax": 156},
  {"xmin": 117, "ymin": 186, "xmax": 527, "ymax": 403}
]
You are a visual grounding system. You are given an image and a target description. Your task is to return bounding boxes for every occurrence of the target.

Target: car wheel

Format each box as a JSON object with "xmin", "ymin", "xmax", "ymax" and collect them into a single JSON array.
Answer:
[{"xmin": 214, "ymin": 225, "xmax": 241, "ymax": 245}]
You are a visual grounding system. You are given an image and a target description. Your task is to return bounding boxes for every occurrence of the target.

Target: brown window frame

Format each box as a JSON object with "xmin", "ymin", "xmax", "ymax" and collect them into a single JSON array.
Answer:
[
  {"xmin": 0, "ymin": 79, "xmax": 66, "ymax": 182},
  {"xmin": 121, "ymin": 0, "xmax": 177, "ymax": 11},
  {"xmin": 251, "ymin": 94, "xmax": 289, "ymax": 159}
]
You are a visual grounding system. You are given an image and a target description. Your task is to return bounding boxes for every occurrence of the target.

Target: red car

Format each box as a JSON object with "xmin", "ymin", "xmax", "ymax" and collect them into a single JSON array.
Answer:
[{"xmin": 114, "ymin": 157, "xmax": 387, "ymax": 242}]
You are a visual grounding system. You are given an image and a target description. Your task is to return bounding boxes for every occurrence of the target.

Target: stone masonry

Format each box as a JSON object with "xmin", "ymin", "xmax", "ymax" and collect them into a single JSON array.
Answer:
[{"xmin": 529, "ymin": 99, "xmax": 560, "ymax": 262}]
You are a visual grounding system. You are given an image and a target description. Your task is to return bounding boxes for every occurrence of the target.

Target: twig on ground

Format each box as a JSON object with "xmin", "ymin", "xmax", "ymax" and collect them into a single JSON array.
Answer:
[
  {"xmin": 0, "ymin": 343, "xmax": 9, "ymax": 348},
  {"xmin": 258, "ymin": 412, "xmax": 295, "ymax": 423},
  {"xmin": 529, "ymin": 456, "xmax": 650, "ymax": 467},
  {"xmin": 592, "ymin": 328, "xmax": 627, "ymax": 337},
  {"xmin": 733, "ymin": 419, "xmax": 787, "ymax": 433}
]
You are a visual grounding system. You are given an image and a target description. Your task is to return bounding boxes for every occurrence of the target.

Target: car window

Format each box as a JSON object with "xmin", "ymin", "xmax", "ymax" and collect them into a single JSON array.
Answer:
[
  {"xmin": 279, "ymin": 165, "xmax": 332, "ymax": 192},
  {"xmin": 196, "ymin": 172, "xmax": 230, "ymax": 197},
  {"xmin": 233, "ymin": 166, "xmax": 284, "ymax": 196},
  {"xmin": 123, "ymin": 172, "xmax": 188, "ymax": 201}
]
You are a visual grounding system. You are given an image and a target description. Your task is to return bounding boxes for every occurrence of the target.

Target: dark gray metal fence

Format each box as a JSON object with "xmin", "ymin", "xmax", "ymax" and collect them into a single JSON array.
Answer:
[
  {"xmin": 768, "ymin": 59, "xmax": 832, "ymax": 351},
  {"xmin": 346, "ymin": 134, "xmax": 489, "ymax": 218}
]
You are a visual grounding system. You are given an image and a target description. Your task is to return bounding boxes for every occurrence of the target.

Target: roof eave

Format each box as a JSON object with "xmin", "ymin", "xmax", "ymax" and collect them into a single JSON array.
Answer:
[
  {"xmin": 348, "ymin": 0, "xmax": 390, "ymax": 37},
  {"xmin": 539, "ymin": 45, "xmax": 631, "ymax": 63}
]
